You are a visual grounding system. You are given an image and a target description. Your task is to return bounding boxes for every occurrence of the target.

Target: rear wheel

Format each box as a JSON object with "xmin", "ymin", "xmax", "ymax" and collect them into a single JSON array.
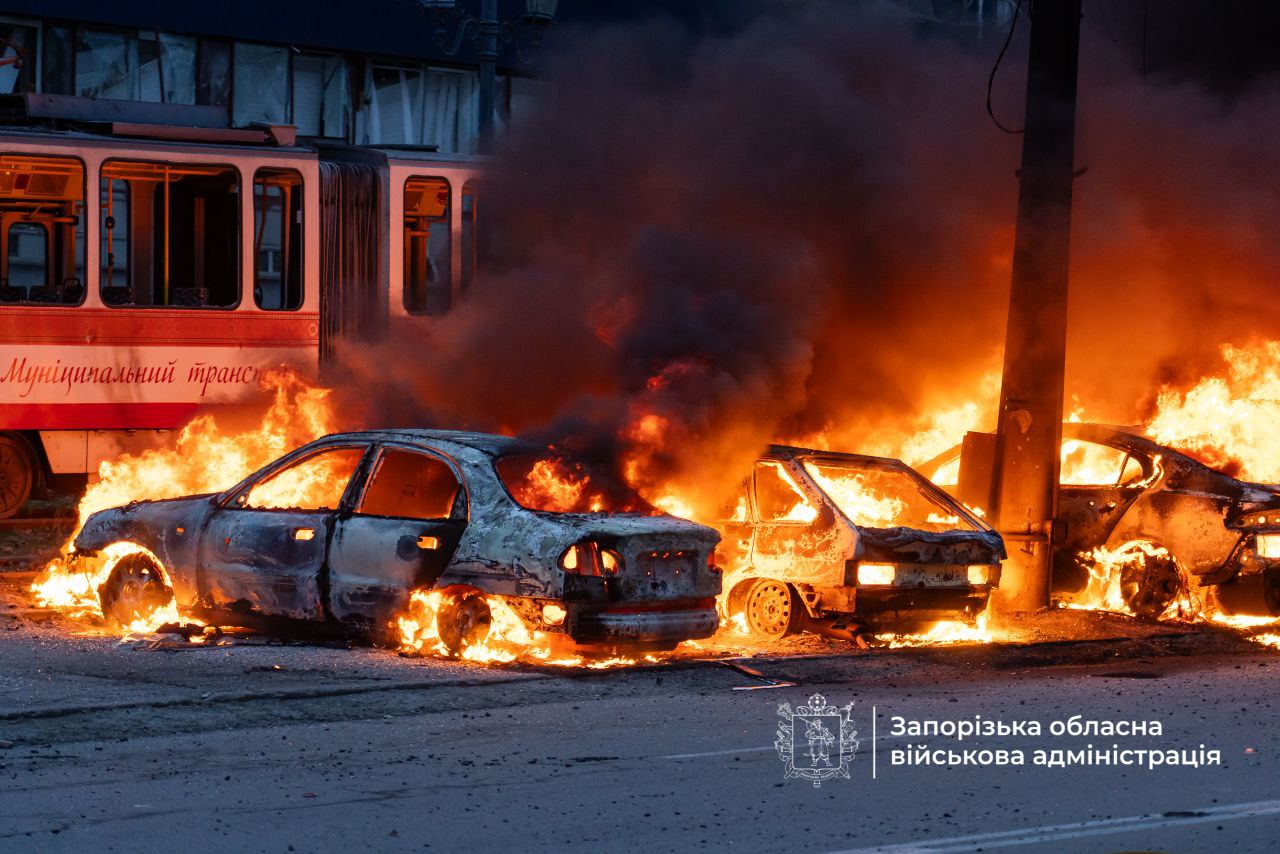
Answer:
[
  {"xmin": 743, "ymin": 579, "xmax": 799, "ymax": 638},
  {"xmin": 437, "ymin": 589, "xmax": 493, "ymax": 656},
  {"xmin": 0, "ymin": 433, "xmax": 35, "ymax": 520},
  {"xmin": 98, "ymin": 552, "xmax": 174, "ymax": 629},
  {"xmin": 1118, "ymin": 545, "xmax": 1190, "ymax": 620}
]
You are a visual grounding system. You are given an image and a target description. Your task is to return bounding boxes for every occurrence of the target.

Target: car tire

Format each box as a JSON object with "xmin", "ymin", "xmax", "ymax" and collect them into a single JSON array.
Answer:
[
  {"xmin": 743, "ymin": 578, "xmax": 799, "ymax": 639},
  {"xmin": 1117, "ymin": 544, "xmax": 1190, "ymax": 620},
  {"xmin": 97, "ymin": 551, "xmax": 175, "ymax": 629},
  {"xmin": 437, "ymin": 588, "xmax": 493, "ymax": 655},
  {"xmin": 0, "ymin": 433, "xmax": 36, "ymax": 520}
]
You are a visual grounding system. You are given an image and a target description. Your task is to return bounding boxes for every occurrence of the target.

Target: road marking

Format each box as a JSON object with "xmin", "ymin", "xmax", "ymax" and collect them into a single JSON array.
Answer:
[{"xmin": 826, "ymin": 798, "xmax": 1280, "ymax": 853}]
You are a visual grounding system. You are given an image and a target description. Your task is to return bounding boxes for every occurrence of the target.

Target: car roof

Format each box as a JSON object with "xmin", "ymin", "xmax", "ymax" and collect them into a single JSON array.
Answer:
[
  {"xmin": 318, "ymin": 429, "xmax": 538, "ymax": 456},
  {"xmin": 764, "ymin": 444, "xmax": 911, "ymax": 469}
]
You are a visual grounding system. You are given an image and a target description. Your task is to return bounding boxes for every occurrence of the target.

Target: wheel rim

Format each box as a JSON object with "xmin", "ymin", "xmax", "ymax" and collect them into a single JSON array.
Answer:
[
  {"xmin": 0, "ymin": 438, "xmax": 32, "ymax": 518},
  {"xmin": 746, "ymin": 580, "xmax": 792, "ymax": 638},
  {"xmin": 1120, "ymin": 554, "xmax": 1181, "ymax": 619},
  {"xmin": 439, "ymin": 592, "xmax": 493, "ymax": 654},
  {"xmin": 100, "ymin": 554, "xmax": 172, "ymax": 626}
]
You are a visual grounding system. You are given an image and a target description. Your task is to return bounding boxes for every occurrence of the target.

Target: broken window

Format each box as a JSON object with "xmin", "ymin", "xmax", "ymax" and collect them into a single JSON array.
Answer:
[
  {"xmin": 253, "ymin": 168, "xmax": 303, "ymax": 310},
  {"xmin": 158, "ymin": 33, "xmax": 196, "ymax": 105},
  {"xmin": 99, "ymin": 160, "xmax": 239, "ymax": 309},
  {"xmin": 293, "ymin": 53, "xmax": 349, "ymax": 138},
  {"xmin": 197, "ymin": 39, "xmax": 230, "ymax": 106},
  {"xmin": 42, "ymin": 26, "xmax": 73, "ymax": 95},
  {"xmin": 1060, "ymin": 439, "xmax": 1131, "ymax": 487},
  {"xmin": 496, "ymin": 452, "xmax": 655, "ymax": 514},
  {"xmin": 75, "ymin": 29, "xmax": 135, "ymax": 99},
  {"xmin": 754, "ymin": 461, "xmax": 818, "ymax": 523},
  {"xmin": 403, "ymin": 176, "xmax": 451, "ymax": 315},
  {"xmin": 0, "ymin": 155, "xmax": 84, "ymax": 305},
  {"xmin": 356, "ymin": 65, "xmax": 478, "ymax": 151},
  {"xmin": 243, "ymin": 446, "xmax": 366, "ymax": 511},
  {"xmin": 232, "ymin": 42, "xmax": 288, "ymax": 127},
  {"xmin": 803, "ymin": 461, "xmax": 975, "ymax": 532},
  {"xmin": 0, "ymin": 23, "xmax": 35, "ymax": 94},
  {"xmin": 357, "ymin": 449, "xmax": 461, "ymax": 520}
]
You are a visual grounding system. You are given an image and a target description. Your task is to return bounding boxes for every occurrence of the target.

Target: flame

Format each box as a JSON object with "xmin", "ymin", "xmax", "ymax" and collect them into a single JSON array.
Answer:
[
  {"xmin": 878, "ymin": 615, "xmax": 993, "ymax": 647},
  {"xmin": 31, "ymin": 369, "xmax": 337, "ymax": 633},
  {"xmin": 396, "ymin": 588, "xmax": 654, "ymax": 668},
  {"xmin": 803, "ymin": 466, "xmax": 905, "ymax": 528},
  {"xmin": 1147, "ymin": 341, "xmax": 1280, "ymax": 482}
]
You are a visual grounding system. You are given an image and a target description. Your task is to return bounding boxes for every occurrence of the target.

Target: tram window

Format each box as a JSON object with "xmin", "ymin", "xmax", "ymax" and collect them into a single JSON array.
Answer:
[
  {"xmin": 403, "ymin": 176, "xmax": 451, "ymax": 315},
  {"xmin": 253, "ymin": 168, "xmax": 303, "ymax": 311},
  {"xmin": 461, "ymin": 180, "xmax": 477, "ymax": 293},
  {"xmin": 0, "ymin": 155, "xmax": 85, "ymax": 305},
  {"xmin": 99, "ymin": 160, "xmax": 239, "ymax": 309}
]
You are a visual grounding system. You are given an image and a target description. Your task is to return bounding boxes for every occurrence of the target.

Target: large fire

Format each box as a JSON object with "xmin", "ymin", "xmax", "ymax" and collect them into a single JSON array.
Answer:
[{"xmin": 31, "ymin": 369, "xmax": 338, "ymax": 633}]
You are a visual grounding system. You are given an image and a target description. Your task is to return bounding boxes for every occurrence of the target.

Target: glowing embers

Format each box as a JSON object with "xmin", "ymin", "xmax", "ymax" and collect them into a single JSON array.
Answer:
[{"xmin": 396, "ymin": 587, "xmax": 652, "ymax": 668}]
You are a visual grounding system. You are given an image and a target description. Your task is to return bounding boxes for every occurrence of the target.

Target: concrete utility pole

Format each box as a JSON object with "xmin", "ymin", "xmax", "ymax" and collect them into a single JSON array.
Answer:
[{"xmin": 990, "ymin": 0, "xmax": 1083, "ymax": 614}]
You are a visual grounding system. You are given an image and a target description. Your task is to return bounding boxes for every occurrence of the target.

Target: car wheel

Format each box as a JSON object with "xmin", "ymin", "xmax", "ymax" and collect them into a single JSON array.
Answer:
[
  {"xmin": 0, "ymin": 433, "xmax": 35, "ymax": 520},
  {"xmin": 744, "ymin": 579, "xmax": 798, "ymax": 638},
  {"xmin": 1117, "ymin": 545, "xmax": 1188, "ymax": 620},
  {"xmin": 437, "ymin": 589, "xmax": 493, "ymax": 655},
  {"xmin": 97, "ymin": 552, "xmax": 175, "ymax": 629}
]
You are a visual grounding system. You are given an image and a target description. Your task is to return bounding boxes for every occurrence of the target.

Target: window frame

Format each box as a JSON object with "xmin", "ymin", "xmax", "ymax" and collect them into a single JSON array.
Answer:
[
  {"xmin": 225, "ymin": 442, "xmax": 371, "ymax": 513},
  {"xmin": 752, "ymin": 460, "xmax": 819, "ymax": 525},
  {"xmin": 401, "ymin": 174, "xmax": 452, "ymax": 316},
  {"xmin": 251, "ymin": 166, "xmax": 304, "ymax": 312},
  {"xmin": 353, "ymin": 443, "xmax": 468, "ymax": 522},
  {"xmin": 97, "ymin": 157, "xmax": 243, "ymax": 311},
  {"xmin": 0, "ymin": 151, "xmax": 87, "ymax": 307}
]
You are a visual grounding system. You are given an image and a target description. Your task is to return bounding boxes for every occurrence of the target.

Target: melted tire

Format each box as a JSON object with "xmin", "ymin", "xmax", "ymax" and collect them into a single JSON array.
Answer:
[
  {"xmin": 97, "ymin": 553, "xmax": 174, "ymax": 628},
  {"xmin": 437, "ymin": 589, "xmax": 493, "ymax": 655}
]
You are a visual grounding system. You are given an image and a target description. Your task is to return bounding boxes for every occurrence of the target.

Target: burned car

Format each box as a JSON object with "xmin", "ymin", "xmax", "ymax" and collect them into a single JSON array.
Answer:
[
  {"xmin": 717, "ymin": 446, "xmax": 1005, "ymax": 637},
  {"xmin": 920, "ymin": 423, "xmax": 1280, "ymax": 618},
  {"xmin": 73, "ymin": 430, "xmax": 723, "ymax": 652}
]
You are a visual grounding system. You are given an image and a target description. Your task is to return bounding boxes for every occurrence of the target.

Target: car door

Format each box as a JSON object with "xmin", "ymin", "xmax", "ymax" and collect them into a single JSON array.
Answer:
[
  {"xmin": 327, "ymin": 443, "xmax": 467, "ymax": 629},
  {"xmin": 1053, "ymin": 438, "xmax": 1148, "ymax": 594},
  {"xmin": 199, "ymin": 443, "xmax": 371, "ymax": 621},
  {"xmin": 750, "ymin": 460, "xmax": 847, "ymax": 587}
]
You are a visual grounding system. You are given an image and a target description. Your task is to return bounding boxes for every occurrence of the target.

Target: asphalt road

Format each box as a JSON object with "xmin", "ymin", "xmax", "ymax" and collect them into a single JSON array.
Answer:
[{"xmin": 1, "ymin": 577, "xmax": 1278, "ymax": 854}]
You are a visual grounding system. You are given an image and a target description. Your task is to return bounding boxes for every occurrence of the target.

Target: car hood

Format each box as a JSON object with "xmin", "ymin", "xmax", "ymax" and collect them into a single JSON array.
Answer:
[{"xmin": 855, "ymin": 525, "xmax": 1006, "ymax": 565}]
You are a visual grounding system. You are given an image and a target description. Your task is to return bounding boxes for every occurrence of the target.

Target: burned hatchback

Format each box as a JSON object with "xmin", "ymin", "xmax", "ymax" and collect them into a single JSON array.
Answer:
[
  {"xmin": 717, "ymin": 446, "xmax": 1005, "ymax": 637},
  {"xmin": 72, "ymin": 430, "xmax": 723, "ymax": 652},
  {"xmin": 921, "ymin": 422, "xmax": 1280, "ymax": 619}
]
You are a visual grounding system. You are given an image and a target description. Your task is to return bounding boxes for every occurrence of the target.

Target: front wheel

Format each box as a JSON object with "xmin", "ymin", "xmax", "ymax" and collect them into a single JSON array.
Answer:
[
  {"xmin": 743, "ymin": 579, "xmax": 799, "ymax": 639},
  {"xmin": 97, "ymin": 552, "xmax": 175, "ymax": 629}
]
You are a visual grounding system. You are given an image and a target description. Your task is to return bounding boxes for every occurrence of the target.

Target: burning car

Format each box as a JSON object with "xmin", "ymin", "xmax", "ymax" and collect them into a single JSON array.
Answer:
[
  {"xmin": 70, "ymin": 430, "xmax": 723, "ymax": 652},
  {"xmin": 717, "ymin": 445, "xmax": 1005, "ymax": 637},
  {"xmin": 920, "ymin": 422, "xmax": 1280, "ymax": 619}
]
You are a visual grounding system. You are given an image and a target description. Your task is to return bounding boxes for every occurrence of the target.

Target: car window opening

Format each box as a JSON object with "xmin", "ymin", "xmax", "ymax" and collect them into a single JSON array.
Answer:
[
  {"xmin": 358, "ymin": 448, "xmax": 461, "ymax": 520},
  {"xmin": 496, "ymin": 452, "xmax": 656, "ymax": 515},
  {"xmin": 243, "ymin": 446, "xmax": 365, "ymax": 511},
  {"xmin": 802, "ymin": 460, "xmax": 978, "ymax": 532}
]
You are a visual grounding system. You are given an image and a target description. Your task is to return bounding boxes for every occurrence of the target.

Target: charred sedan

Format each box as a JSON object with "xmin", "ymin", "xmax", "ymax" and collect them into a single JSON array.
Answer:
[
  {"xmin": 922, "ymin": 422, "xmax": 1280, "ymax": 618},
  {"xmin": 74, "ymin": 430, "xmax": 723, "ymax": 651},
  {"xmin": 717, "ymin": 446, "xmax": 1005, "ymax": 637}
]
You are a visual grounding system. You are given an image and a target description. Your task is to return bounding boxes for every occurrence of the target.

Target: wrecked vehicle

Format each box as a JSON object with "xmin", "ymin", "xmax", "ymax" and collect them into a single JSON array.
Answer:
[
  {"xmin": 920, "ymin": 422, "xmax": 1280, "ymax": 618},
  {"xmin": 717, "ymin": 446, "xmax": 1005, "ymax": 637},
  {"xmin": 73, "ymin": 430, "xmax": 723, "ymax": 652}
]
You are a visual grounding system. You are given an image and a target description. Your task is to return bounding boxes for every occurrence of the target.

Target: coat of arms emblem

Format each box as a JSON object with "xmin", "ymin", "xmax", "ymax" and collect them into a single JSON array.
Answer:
[{"xmin": 775, "ymin": 694, "xmax": 859, "ymax": 787}]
